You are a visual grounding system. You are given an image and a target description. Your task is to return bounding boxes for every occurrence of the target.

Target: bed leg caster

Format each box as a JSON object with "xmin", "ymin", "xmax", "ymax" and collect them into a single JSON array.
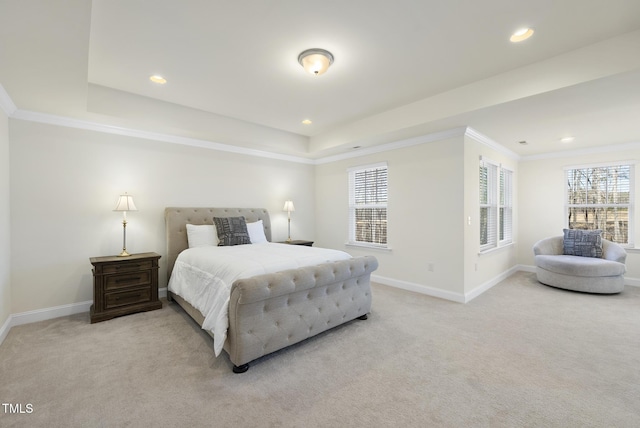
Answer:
[
  {"xmin": 357, "ymin": 314, "xmax": 368, "ymax": 320},
  {"xmin": 233, "ymin": 364, "xmax": 249, "ymax": 374}
]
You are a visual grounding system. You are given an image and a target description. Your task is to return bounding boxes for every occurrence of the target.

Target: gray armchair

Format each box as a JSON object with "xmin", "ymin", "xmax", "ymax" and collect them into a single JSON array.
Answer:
[{"xmin": 533, "ymin": 236, "xmax": 626, "ymax": 294}]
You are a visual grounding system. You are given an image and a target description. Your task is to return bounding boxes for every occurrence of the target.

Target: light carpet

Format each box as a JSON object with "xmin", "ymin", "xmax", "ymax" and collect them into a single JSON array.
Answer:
[{"xmin": 1, "ymin": 272, "xmax": 639, "ymax": 427}]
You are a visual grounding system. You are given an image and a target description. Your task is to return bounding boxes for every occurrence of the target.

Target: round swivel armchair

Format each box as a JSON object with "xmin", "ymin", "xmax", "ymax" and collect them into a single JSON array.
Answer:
[{"xmin": 533, "ymin": 236, "xmax": 627, "ymax": 294}]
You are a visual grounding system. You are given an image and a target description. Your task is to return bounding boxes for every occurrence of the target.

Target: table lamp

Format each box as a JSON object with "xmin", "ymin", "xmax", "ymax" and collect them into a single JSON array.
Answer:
[
  {"xmin": 283, "ymin": 200, "xmax": 295, "ymax": 242},
  {"xmin": 113, "ymin": 193, "xmax": 138, "ymax": 256}
]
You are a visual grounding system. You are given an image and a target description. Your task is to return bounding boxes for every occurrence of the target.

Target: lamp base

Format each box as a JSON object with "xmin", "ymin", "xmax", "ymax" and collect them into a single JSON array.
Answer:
[{"xmin": 118, "ymin": 249, "xmax": 132, "ymax": 257}]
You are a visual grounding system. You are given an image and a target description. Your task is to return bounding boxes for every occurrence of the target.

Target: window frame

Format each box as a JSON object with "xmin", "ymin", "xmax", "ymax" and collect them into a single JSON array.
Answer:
[
  {"xmin": 480, "ymin": 157, "xmax": 513, "ymax": 253},
  {"xmin": 347, "ymin": 162, "xmax": 389, "ymax": 249},
  {"xmin": 564, "ymin": 161, "xmax": 635, "ymax": 247}
]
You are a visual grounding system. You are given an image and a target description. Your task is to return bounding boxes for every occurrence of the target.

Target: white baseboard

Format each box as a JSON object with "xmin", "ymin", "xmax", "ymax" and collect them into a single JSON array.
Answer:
[
  {"xmin": 624, "ymin": 276, "xmax": 640, "ymax": 287},
  {"xmin": 0, "ymin": 300, "xmax": 92, "ymax": 347},
  {"xmin": 371, "ymin": 274, "xmax": 466, "ymax": 303},
  {"xmin": 373, "ymin": 265, "xmax": 522, "ymax": 304},
  {"xmin": 0, "ymin": 314, "xmax": 12, "ymax": 346},
  {"xmin": 464, "ymin": 265, "xmax": 521, "ymax": 303},
  {"xmin": 11, "ymin": 300, "xmax": 93, "ymax": 327},
  {"xmin": 0, "ymin": 291, "xmax": 171, "ymax": 347},
  {"xmin": 6, "ymin": 291, "xmax": 170, "ymax": 329},
  {"xmin": 517, "ymin": 264, "xmax": 536, "ymax": 273}
]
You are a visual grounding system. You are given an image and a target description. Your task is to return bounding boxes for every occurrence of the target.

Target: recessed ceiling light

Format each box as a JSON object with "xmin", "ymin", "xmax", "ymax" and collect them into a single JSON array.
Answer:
[
  {"xmin": 149, "ymin": 75, "xmax": 167, "ymax": 84},
  {"xmin": 518, "ymin": 140, "xmax": 528, "ymax": 145},
  {"xmin": 301, "ymin": 119, "xmax": 312, "ymax": 125},
  {"xmin": 510, "ymin": 28, "xmax": 534, "ymax": 42},
  {"xmin": 560, "ymin": 136, "xmax": 575, "ymax": 143}
]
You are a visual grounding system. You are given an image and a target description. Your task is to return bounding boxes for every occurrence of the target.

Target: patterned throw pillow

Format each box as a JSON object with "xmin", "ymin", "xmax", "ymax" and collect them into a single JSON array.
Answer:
[
  {"xmin": 562, "ymin": 229, "xmax": 603, "ymax": 258},
  {"xmin": 213, "ymin": 216, "xmax": 251, "ymax": 246}
]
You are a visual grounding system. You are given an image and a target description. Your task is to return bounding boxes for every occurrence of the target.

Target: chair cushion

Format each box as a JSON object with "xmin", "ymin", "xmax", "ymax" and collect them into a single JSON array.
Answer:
[{"xmin": 535, "ymin": 254, "xmax": 626, "ymax": 277}]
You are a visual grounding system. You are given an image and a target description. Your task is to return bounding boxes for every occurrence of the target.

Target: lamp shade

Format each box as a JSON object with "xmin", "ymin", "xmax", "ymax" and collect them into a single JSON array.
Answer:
[
  {"xmin": 113, "ymin": 194, "xmax": 138, "ymax": 212},
  {"xmin": 283, "ymin": 200, "xmax": 295, "ymax": 212}
]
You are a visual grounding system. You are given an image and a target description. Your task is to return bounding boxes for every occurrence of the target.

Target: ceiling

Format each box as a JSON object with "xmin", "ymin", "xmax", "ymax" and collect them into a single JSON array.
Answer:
[{"xmin": 2, "ymin": 0, "xmax": 640, "ymax": 159}]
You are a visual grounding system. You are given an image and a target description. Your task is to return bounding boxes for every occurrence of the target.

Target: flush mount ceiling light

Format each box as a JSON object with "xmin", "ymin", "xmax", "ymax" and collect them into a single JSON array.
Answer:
[
  {"xmin": 298, "ymin": 48, "xmax": 334, "ymax": 76},
  {"xmin": 560, "ymin": 136, "xmax": 575, "ymax": 143},
  {"xmin": 510, "ymin": 28, "xmax": 534, "ymax": 42},
  {"xmin": 149, "ymin": 75, "xmax": 167, "ymax": 84},
  {"xmin": 301, "ymin": 119, "xmax": 312, "ymax": 125}
]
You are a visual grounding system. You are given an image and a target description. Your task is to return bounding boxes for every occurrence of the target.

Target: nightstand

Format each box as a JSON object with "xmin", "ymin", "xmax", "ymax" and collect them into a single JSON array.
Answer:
[
  {"xmin": 89, "ymin": 252, "xmax": 162, "ymax": 323},
  {"xmin": 277, "ymin": 240, "xmax": 314, "ymax": 247}
]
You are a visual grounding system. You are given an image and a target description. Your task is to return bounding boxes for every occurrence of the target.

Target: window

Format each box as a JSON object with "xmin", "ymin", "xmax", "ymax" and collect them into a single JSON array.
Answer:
[
  {"xmin": 348, "ymin": 163, "xmax": 388, "ymax": 247},
  {"xmin": 566, "ymin": 163, "xmax": 634, "ymax": 245},
  {"xmin": 480, "ymin": 158, "xmax": 512, "ymax": 251}
]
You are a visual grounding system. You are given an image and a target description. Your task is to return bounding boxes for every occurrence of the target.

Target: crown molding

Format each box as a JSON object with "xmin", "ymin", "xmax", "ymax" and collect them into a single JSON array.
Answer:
[
  {"xmin": 315, "ymin": 127, "xmax": 468, "ymax": 164},
  {"xmin": 314, "ymin": 126, "xmax": 522, "ymax": 164},
  {"xmin": 0, "ymin": 83, "xmax": 17, "ymax": 116},
  {"xmin": 521, "ymin": 141, "xmax": 640, "ymax": 162},
  {"xmin": 464, "ymin": 127, "xmax": 520, "ymax": 160},
  {"xmin": 10, "ymin": 109, "xmax": 315, "ymax": 164}
]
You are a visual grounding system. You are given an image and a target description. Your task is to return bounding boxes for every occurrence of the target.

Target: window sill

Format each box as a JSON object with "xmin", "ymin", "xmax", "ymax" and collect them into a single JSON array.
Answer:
[
  {"xmin": 478, "ymin": 242, "xmax": 514, "ymax": 256},
  {"xmin": 345, "ymin": 242, "xmax": 393, "ymax": 252}
]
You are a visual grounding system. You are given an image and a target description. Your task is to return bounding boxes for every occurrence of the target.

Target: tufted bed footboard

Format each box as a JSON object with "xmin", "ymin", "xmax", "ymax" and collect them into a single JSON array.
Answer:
[
  {"xmin": 169, "ymin": 256, "xmax": 377, "ymax": 372},
  {"xmin": 225, "ymin": 255, "xmax": 377, "ymax": 371}
]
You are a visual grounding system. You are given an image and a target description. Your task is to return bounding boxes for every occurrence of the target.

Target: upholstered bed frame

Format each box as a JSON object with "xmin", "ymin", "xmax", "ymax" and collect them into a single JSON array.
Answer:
[{"xmin": 165, "ymin": 207, "xmax": 378, "ymax": 373}]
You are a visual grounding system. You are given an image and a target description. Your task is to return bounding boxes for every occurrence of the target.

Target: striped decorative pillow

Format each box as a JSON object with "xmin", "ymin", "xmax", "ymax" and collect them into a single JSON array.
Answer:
[
  {"xmin": 213, "ymin": 216, "xmax": 251, "ymax": 246},
  {"xmin": 562, "ymin": 229, "xmax": 603, "ymax": 258}
]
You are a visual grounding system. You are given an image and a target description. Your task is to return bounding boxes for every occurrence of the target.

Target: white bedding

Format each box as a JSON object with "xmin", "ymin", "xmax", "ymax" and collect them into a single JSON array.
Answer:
[{"xmin": 168, "ymin": 242, "xmax": 351, "ymax": 356}]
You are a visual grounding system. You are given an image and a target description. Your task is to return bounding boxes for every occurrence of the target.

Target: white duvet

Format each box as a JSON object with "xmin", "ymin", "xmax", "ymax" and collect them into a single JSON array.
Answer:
[{"xmin": 168, "ymin": 242, "xmax": 351, "ymax": 356}]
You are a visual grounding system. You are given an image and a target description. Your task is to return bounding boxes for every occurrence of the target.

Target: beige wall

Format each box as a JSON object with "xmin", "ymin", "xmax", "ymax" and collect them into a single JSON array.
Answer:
[
  {"xmin": 315, "ymin": 136, "xmax": 467, "ymax": 299},
  {"xmin": 0, "ymin": 108, "xmax": 10, "ymax": 327},
  {"xmin": 518, "ymin": 149, "xmax": 640, "ymax": 282},
  {"xmin": 315, "ymin": 131, "xmax": 521, "ymax": 301},
  {"xmin": 9, "ymin": 120, "xmax": 316, "ymax": 313}
]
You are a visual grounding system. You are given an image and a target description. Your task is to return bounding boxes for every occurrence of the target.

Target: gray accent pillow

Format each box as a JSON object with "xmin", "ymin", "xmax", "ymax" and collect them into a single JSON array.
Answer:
[
  {"xmin": 562, "ymin": 228, "xmax": 603, "ymax": 258},
  {"xmin": 213, "ymin": 216, "xmax": 251, "ymax": 246}
]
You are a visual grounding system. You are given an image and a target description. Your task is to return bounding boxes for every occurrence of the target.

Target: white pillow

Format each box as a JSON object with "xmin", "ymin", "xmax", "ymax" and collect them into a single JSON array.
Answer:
[
  {"xmin": 247, "ymin": 220, "xmax": 268, "ymax": 244},
  {"xmin": 186, "ymin": 224, "xmax": 218, "ymax": 248}
]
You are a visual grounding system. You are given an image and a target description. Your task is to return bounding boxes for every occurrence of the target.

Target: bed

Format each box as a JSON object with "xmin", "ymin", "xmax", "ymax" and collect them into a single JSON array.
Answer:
[{"xmin": 165, "ymin": 207, "xmax": 378, "ymax": 373}]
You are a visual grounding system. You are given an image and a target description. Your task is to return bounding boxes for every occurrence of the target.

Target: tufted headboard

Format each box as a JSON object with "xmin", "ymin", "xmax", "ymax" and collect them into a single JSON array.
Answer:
[{"xmin": 164, "ymin": 207, "xmax": 272, "ymax": 279}]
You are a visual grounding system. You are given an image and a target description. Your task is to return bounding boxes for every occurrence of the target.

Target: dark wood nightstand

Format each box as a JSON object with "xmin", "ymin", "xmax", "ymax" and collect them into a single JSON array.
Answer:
[
  {"xmin": 277, "ymin": 240, "xmax": 314, "ymax": 247},
  {"xmin": 89, "ymin": 252, "xmax": 162, "ymax": 323}
]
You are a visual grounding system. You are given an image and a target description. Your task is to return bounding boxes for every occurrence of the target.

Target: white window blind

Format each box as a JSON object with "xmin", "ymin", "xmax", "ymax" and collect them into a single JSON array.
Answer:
[
  {"xmin": 348, "ymin": 163, "xmax": 388, "ymax": 247},
  {"xmin": 566, "ymin": 163, "xmax": 634, "ymax": 245},
  {"xmin": 500, "ymin": 168, "xmax": 513, "ymax": 243},
  {"xmin": 480, "ymin": 158, "xmax": 512, "ymax": 251}
]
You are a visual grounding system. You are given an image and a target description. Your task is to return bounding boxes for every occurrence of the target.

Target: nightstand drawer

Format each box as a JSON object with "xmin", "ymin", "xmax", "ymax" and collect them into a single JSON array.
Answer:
[
  {"xmin": 105, "ymin": 288, "xmax": 151, "ymax": 309},
  {"xmin": 105, "ymin": 271, "xmax": 151, "ymax": 291},
  {"xmin": 102, "ymin": 260, "xmax": 153, "ymax": 274}
]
